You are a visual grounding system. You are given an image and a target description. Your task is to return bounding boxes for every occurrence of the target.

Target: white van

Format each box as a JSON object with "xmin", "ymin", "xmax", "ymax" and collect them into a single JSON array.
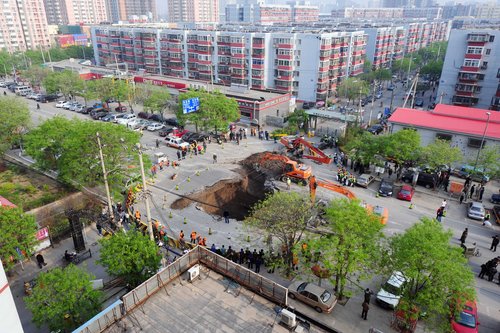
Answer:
[
  {"xmin": 376, "ymin": 271, "xmax": 406, "ymax": 309},
  {"xmin": 14, "ymin": 86, "xmax": 32, "ymax": 96}
]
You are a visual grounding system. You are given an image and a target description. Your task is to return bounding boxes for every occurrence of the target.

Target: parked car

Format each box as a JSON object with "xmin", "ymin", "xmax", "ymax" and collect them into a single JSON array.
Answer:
[
  {"xmin": 148, "ymin": 114, "xmax": 163, "ymax": 122},
  {"xmin": 387, "ymin": 84, "xmax": 395, "ymax": 91},
  {"xmin": 302, "ymin": 102, "xmax": 315, "ymax": 110},
  {"xmin": 401, "ymin": 170, "xmax": 437, "ymax": 189},
  {"xmin": 27, "ymin": 92, "xmax": 39, "ymax": 99},
  {"xmin": 0, "ymin": 81, "xmax": 14, "ymax": 87},
  {"xmin": 165, "ymin": 136, "xmax": 189, "ymax": 150},
  {"xmin": 74, "ymin": 105, "xmax": 86, "ymax": 113},
  {"xmin": 69, "ymin": 103, "xmax": 83, "ymax": 111},
  {"xmin": 491, "ymin": 193, "xmax": 500, "ymax": 204},
  {"xmin": 101, "ymin": 113, "xmax": 118, "ymax": 122},
  {"xmin": 63, "ymin": 101, "xmax": 76, "ymax": 109},
  {"xmin": 356, "ymin": 174, "xmax": 375, "ymax": 188},
  {"xmin": 92, "ymin": 112, "xmax": 110, "ymax": 120},
  {"xmin": 147, "ymin": 123, "xmax": 166, "ymax": 131},
  {"xmin": 375, "ymin": 91, "xmax": 383, "ymax": 99},
  {"xmin": 164, "ymin": 118, "xmax": 179, "ymax": 127},
  {"xmin": 414, "ymin": 97, "xmax": 424, "ymax": 107},
  {"xmin": 376, "ymin": 271, "xmax": 406, "ymax": 309},
  {"xmin": 453, "ymin": 165, "xmax": 489, "ymax": 183},
  {"xmin": 451, "ymin": 300, "xmax": 479, "ymax": 333},
  {"xmin": 117, "ymin": 114, "xmax": 137, "ymax": 125},
  {"xmin": 367, "ymin": 124, "xmax": 384, "ymax": 135},
  {"xmin": 138, "ymin": 111, "xmax": 152, "ymax": 119},
  {"xmin": 158, "ymin": 127, "xmax": 175, "ymax": 137},
  {"xmin": 131, "ymin": 119, "xmax": 152, "ymax": 130},
  {"xmin": 115, "ymin": 105, "xmax": 127, "ymax": 112},
  {"xmin": 287, "ymin": 281, "xmax": 337, "ymax": 313},
  {"xmin": 55, "ymin": 100, "xmax": 67, "ymax": 108},
  {"xmin": 397, "ymin": 185, "xmax": 415, "ymax": 201},
  {"xmin": 187, "ymin": 133, "xmax": 209, "ymax": 144},
  {"xmin": 181, "ymin": 132, "xmax": 196, "ymax": 142},
  {"xmin": 467, "ymin": 202, "xmax": 485, "ymax": 221},
  {"xmin": 378, "ymin": 179, "xmax": 394, "ymax": 197}
]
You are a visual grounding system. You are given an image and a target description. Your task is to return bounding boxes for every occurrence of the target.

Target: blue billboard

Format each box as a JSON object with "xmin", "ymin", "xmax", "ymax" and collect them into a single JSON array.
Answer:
[{"xmin": 182, "ymin": 97, "xmax": 200, "ymax": 114}]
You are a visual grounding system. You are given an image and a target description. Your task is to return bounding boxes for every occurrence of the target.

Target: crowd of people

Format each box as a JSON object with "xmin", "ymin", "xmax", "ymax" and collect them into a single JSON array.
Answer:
[{"xmin": 478, "ymin": 257, "xmax": 500, "ymax": 285}]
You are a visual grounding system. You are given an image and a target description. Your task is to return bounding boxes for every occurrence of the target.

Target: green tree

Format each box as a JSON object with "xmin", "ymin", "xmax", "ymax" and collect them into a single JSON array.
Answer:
[
  {"xmin": 337, "ymin": 78, "xmax": 369, "ymax": 104},
  {"xmin": 24, "ymin": 117, "xmax": 143, "ymax": 196},
  {"xmin": 143, "ymin": 87, "xmax": 171, "ymax": 119},
  {"xmin": 345, "ymin": 131, "xmax": 383, "ymax": 166},
  {"xmin": 304, "ymin": 199, "xmax": 384, "ymax": 299},
  {"xmin": 245, "ymin": 192, "xmax": 314, "ymax": 276},
  {"xmin": 373, "ymin": 68, "xmax": 392, "ymax": 82},
  {"xmin": 25, "ymin": 265, "xmax": 102, "ymax": 332},
  {"xmin": 382, "ymin": 129, "xmax": 421, "ymax": 166},
  {"xmin": 86, "ymin": 77, "xmax": 132, "ymax": 107},
  {"xmin": 21, "ymin": 66, "xmax": 51, "ymax": 89},
  {"xmin": 471, "ymin": 145, "xmax": 500, "ymax": 179},
  {"xmin": 287, "ymin": 109, "xmax": 310, "ymax": 133},
  {"xmin": 420, "ymin": 61, "xmax": 444, "ymax": 81},
  {"xmin": 43, "ymin": 70, "xmax": 84, "ymax": 98},
  {"xmin": 419, "ymin": 139, "xmax": 462, "ymax": 169},
  {"xmin": 0, "ymin": 96, "xmax": 31, "ymax": 155},
  {"xmin": 176, "ymin": 90, "xmax": 239, "ymax": 133},
  {"xmin": 392, "ymin": 57, "xmax": 418, "ymax": 79},
  {"xmin": 99, "ymin": 230, "xmax": 161, "ymax": 287},
  {"xmin": 386, "ymin": 218, "xmax": 475, "ymax": 331},
  {"xmin": 0, "ymin": 207, "xmax": 38, "ymax": 271}
]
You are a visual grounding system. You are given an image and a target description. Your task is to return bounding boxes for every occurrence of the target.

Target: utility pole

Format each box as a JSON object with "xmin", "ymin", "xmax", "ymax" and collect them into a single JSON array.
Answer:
[
  {"xmin": 136, "ymin": 144, "xmax": 154, "ymax": 241},
  {"xmin": 411, "ymin": 72, "xmax": 419, "ymax": 108},
  {"xmin": 473, "ymin": 112, "xmax": 491, "ymax": 172},
  {"xmin": 369, "ymin": 79, "xmax": 376, "ymax": 126},
  {"xmin": 96, "ymin": 132, "xmax": 116, "ymax": 225}
]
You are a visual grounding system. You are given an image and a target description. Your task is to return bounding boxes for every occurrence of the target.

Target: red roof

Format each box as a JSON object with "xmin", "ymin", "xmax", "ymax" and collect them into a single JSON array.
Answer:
[
  {"xmin": 0, "ymin": 195, "xmax": 17, "ymax": 208},
  {"xmin": 388, "ymin": 104, "xmax": 500, "ymax": 140}
]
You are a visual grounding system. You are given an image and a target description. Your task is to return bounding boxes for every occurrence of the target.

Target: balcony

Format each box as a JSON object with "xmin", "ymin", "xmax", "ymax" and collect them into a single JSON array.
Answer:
[
  {"xmin": 253, "ymin": 42, "xmax": 265, "ymax": 49},
  {"xmin": 464, "ymin": 53, "xmax": 482, "ymax": 60},
  {"xmin": 252, "ymin": 53, "xmax": 265, "ymax": 59},
  {"xmin": 460, "ymin": 66, "xmax": 480, "ymax": 73},
  {"xmin": 275, "ymin": 43, "xmax": 293, "ymax": 49},
  {"xmin": 252, "ymin": 72, "xmax": 264, "ymax": 79},
  {"xmin": 277, "ymin": 54, "xmax": 293, "ymax": 60},
  {"xmin": 277, "ymin": 65, "xmax": 293, "ymax": 71},
  {"xmin": 276, "ymin": 75, "xmax": 293, "ymax": 81},
  {"xmin": 467, "ymin": 34, "xmax": 488, "ymax": 43}
]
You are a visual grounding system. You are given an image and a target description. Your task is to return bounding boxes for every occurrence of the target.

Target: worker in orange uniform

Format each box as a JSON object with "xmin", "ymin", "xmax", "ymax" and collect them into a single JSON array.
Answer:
[
  {"xmin": 201, "ymin": 237, "xmax": 207, "ymax": 246},
  {"xmin": 179, "ymin": 230, "xmax": 184, "ymax": 241},
  {"xmin": 135, "ymin": 210, "xmax": 141, "ymax": 222},
  {"xmin": 190, "ymin": 231, "xmax": 197, "ymax": 244}
]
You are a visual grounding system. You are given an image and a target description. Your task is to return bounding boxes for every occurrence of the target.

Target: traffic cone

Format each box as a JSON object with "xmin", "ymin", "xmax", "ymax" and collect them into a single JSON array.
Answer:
[
  {"xmin": 169, "ymin": 211, "xmax": 173, "ymax": 218},
  {"xmin": 409, "ymin": 203, "xmax": 414, "ymax": 209},
  {"xmin": 208, "ymin": 227, "xmax": 212, "ymax": 235},
  {"xmin": 183, "ymin": 217, "xmax": 187, "ymax": 224}
]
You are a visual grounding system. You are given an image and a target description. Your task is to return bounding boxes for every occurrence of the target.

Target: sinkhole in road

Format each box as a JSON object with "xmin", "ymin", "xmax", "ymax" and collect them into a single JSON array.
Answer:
[{"xmin": 170, "ymin": 167, "xmax": 268, "ymax": 221}]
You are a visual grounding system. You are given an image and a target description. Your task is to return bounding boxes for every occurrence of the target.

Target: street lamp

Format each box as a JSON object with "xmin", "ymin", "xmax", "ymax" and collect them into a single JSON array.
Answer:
[{"xmin": 473, "ymin": 112, "xmax": 491, "ymax": 173}]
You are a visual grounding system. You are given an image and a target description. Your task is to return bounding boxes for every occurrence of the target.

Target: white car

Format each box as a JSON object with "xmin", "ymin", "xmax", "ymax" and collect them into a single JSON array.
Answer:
[
  {"xmin": 467, "ymin": 202, "xmax": 485, "ymax": 221},
  {"xmin": 55, "ymin": 100, "xmax": 67, "ymax": 108},
  {"xmin": 165, "ymin": 136, "xmax": 190, "ymax": 150},
  {"xmin": 27, "ymin": 93, "xmax": 39, "ymax": 99},
  {"xmin": 117, "ymin": 114, "xmax": 137, "ymax": 125},
  {"xmin": 147, "ymin": 123, "xmax": 166, "ymax": 131},
  {"xmin": 376, "ymin": 271, "xmax": 406, "ymax": 309},
  {"xmin": 62, "ymin": 101, "xmax": 76, "ymax": 109}
]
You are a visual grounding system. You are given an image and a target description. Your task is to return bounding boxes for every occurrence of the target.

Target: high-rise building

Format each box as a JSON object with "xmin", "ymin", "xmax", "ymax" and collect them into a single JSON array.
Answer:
[
  {"xmin": 106, "ymin": 0, "xmax": 157, "ymax": 23},
  {"xmin": 475, "ymin": 3, "xmax": 500, "ymax": 20},
  {"xmin": 437, "ymin": 29, "xmax": 500, "ymax": 110},
  {"xmin": 43, "ymin": 0, "xmax": 108, "ymax": 25},
  {"xmin": 167, "ymin": 0, "xmax": 219, "ymax": 23},
  {"xmin": 91, "ymin": 25, "xmax": 366, "ymax": 102},
  {"xmin": 0, "ymin": 0, "xmax": 51, "ymax": 52},
  {"xmin": 226, "ymin": 1, "xmax": 318, "ymax": 24},
  {"xmin": 0, "ymin": 260, "xmax": 23, "ymax": 333}
]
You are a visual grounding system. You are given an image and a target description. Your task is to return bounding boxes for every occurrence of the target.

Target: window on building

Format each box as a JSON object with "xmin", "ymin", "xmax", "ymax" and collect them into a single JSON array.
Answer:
[
  {"xmin": 481, "ymin": 61, "xmax": 488, "ymax": 69},
  {"xmin": 489, "ymin": 35, "xmax": 495, "ymax": 42},
  {"xmin": 436, "ymin": 133, "xmax": 452, "ymax": 141},
  {"xmin": 486, "ymin": 48, "xmax": 491, "ymax": 55},
  {"xmin": 463, "ymin": 59, "xmax": 479, "ymax": 67},
  {"xmin": 466, "ymin": 46, "xmax": 483, "ymax": 54},
  {"xmin": 468, "ymin": 138, "xmax": 485, "ymax": 148}
]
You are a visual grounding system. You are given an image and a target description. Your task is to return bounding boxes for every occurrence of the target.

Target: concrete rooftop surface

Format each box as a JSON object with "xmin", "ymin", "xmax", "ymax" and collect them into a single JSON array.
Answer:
[{"xmin": 102, "ymin": 268, "xmax": 327, "ymax": 333}]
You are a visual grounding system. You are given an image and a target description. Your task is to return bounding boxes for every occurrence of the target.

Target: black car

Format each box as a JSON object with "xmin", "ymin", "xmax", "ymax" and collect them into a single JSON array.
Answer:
[
  {"xmin": 186, "ymin": 133, "xmax": 208, "ymax": 144},
  {"xmin": 164, "ymin": 118, "xmax": 179, "ymax": 127},
  {"xmin": 302, "ymin": 102, "xmax": 315, "ymax": 110},
  {"xmin": 91, "ymin": 111, "xmax": 109, "ymax": 120},
  {"xmin": 37, "ymin": 94, "xmax": 59, "ymax": 102},
  {"xmin": 367, "ymin": 124, "xmax": 384, "ymax": 135},
  {"xmin": 491, "ymin": 193, "xmax": 500, "ymax": 204},
  {"xmin": 414, "ymin": 98, "xmax": 424, "ymax": 107},
  {"xmin": 181, "ymin": 132, "xmax": 196, "ymax": 142},
  {"xmin": 378, "ymin": 179, "xmax": 394, "ymax": 197},
  {"xmin": 148, "ymin": 114, "xmax": 163, "ymax": 122},
  {"xmin": 401, "ymin": 170, "xmax": 437, "ymax": 189}
]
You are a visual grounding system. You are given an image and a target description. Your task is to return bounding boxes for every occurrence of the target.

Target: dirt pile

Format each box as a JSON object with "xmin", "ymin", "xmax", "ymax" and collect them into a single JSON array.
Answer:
[
  {"xmin": 240, "ymin": 152, "xmax": 285, "ymax": 180},
  {"xmin": 170, "ymin": 168, "xmax": 267, "ymax": 221}
]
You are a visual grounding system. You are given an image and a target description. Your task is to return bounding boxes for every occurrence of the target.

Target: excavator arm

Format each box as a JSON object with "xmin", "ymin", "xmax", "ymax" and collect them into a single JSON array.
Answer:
[
  {"xmin": 280, "ymin": 136, "xmax": 332, "ymax": 165},
  {"xmin": 309, "ymin": 175, "xmax": 357, "ymax": 203}
]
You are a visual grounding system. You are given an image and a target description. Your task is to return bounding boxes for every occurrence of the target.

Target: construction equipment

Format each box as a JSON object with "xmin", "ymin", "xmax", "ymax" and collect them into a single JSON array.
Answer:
[
  {"xmin": 280, "ymin": 136, "xmax": 332, "ymax": 164},
  {"xmin": 309, "ymin": 175, "xmax": 357, "ymax": 204},
  {"xmin": 258, "ymin": 152, "xmax": 312, "ymax": 185}
]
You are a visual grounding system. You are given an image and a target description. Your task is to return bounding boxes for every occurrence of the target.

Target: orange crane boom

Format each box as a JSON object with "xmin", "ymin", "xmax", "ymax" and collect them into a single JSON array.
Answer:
[{"xmin": 280, "ymin": 136, "xmax": 332, "ymax": 165}]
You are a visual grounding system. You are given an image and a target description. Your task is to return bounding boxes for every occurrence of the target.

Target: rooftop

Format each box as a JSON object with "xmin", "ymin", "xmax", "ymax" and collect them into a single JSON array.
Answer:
[
  {"xmin": 388, "ymin": 104, "xmax": 500, "ymax": 140},
  {"xmin": 0, "ymin": 195, "xmax": 16, "ymax": 208}
]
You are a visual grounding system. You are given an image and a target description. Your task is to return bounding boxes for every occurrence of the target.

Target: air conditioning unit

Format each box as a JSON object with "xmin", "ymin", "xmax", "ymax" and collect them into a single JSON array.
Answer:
[
  {"xmin": 187, "ymin": 264, "xmax": 200, "ymax": 282},
  {"xmin": 279, "ymin": 309, "xmax": 296, "ymax": 328}
]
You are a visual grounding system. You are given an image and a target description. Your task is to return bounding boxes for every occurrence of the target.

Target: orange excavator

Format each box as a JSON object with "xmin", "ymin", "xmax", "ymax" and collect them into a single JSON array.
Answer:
[
  {"xmin": 257, "ymin": 152, "xmax": 356, "ymax": 200},
  {"xmin": 280, "ymin": 136, "xmax": 332, "ymax": 165}
]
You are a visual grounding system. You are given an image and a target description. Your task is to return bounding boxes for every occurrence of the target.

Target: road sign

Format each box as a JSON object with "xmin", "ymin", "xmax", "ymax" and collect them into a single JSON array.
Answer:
[{"xmin": 182, "ymin": 97, "xmax": 200, "ymax": 114}]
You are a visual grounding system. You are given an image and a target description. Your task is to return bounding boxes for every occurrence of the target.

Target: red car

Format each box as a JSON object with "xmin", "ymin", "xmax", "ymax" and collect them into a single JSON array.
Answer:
[
  {"xmin": 451, "ymin": 300, "xmax": 479, "ymax": 333},
  {"xmin": 397, "ymin": 185, "xmax": 414, "ymax": 201}
]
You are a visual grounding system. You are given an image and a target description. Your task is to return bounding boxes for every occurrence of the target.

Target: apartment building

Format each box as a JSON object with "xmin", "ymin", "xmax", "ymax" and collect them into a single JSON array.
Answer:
[
  {"xmin": 43, "ymin": 0, "xmax": 108, "ymax": 25},
  {"xmin": 0, "ymin": 0, "xmax": 51, "ymax": 52},
  {"xmin": 106, "ymin": 0, "xmax": 157, "ymax": 23},
  {"xmin": 226, "ymin": 2, "xmax": 318, "ymax": 24},
  {"xmin": 167, "ymin": 0, "xmax": 219, "ymax": 23},
  {"xmin": 364, "ymin": 26, "xmax": 406, "ymax": 70},
  {"xmin": 437, "ymin": 29, "xmax": 500, "ymax": 110},
  {"xmin": 475, "ymin": 3, "xmax": 500, "ymax": 20},
  {"xmin": 333, "ymin": 7, "xmax": 442, "ymax": 20},
  {"xmin": 91, "ymin": 25, "xmax": 366, "ymax": 102},
  {"xmin": 362, "ymin": 21, "xmax": 450, "ymax": 70}
]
